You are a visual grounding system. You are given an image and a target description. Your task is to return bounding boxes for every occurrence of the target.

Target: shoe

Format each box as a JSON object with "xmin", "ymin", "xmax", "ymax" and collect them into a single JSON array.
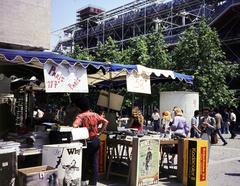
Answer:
[
  {"xmin": 231, "ymin": 134, "xmax": 236, "ymax": 139},
  {"xmin": 223, "ymin": 142, "xmax": 227, "ymax": 146}
]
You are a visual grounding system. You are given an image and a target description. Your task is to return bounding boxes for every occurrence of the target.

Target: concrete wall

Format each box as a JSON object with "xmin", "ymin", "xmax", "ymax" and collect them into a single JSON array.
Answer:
[{"xmin": 0, "ymin": 0, "xmax": 51, "ymax": 50}]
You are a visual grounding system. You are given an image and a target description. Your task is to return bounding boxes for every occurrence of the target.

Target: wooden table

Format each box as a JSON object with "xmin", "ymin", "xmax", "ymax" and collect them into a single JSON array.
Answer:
[{"xmin": 159, "ymin": 139, "xmax": 179, "ymax": 174}]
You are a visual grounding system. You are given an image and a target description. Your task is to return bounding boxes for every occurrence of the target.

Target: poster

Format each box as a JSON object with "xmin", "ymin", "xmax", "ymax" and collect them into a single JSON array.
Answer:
[
  {"xmin": 43, "ymin": 62, "xmax": 88, "ymax": 93},
  {"xmin": 127, "ymin": 73, "xmax": 151, "ymax": 94},
  {"xmin": 134, "ymin": 138, "xmax": 160, "ymax": 186}
]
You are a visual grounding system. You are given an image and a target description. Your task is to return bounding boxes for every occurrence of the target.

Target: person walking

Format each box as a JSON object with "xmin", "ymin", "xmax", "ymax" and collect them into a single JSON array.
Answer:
[
  {"xmin": 229, "ymin": 109, "xmax": 237, "ymax": 139},
  {"xmin": 222, "ymin": 108, "xmax": 230, "ymax": 134},
  {"xmin": 152, "ymin": 109, "xmax": 160, "ymax": 132},
  {"xmin": 214, "ymin": 108, "xmax": 227, "ymax": 145},
  {"xmin": 73, "ymin": 97, "xmax": 108, "ymax": 186},
  {"xmin": 190, "ymin": 110, "xmax": 201, "ymax": 138},
  {"xmin": 199, "ymin": 107, "xmax": 216, "ymax": 161}
]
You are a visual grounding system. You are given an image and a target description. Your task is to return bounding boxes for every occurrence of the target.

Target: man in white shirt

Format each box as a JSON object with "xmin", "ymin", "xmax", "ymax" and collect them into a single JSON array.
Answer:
[
  {"xmin": 229, "ymin": 109, "xmax": 237, "ymax": 139},
  {"xmin": 152, "ymin": 109, "xmax": 160, "ymax": 132}
]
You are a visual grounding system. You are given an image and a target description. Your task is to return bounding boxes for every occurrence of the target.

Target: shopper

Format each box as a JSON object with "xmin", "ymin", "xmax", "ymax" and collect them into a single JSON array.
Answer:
[
  {"xmin": 152, "ymin": 109, "xmax": 160, "ymax": 132},
  {"xmin": 161, "ymin": 111, "xmax": 172, "ymax": 134},
  {"xmin": 229, "ymin": 109, "xmax": 237, "ymax": 139},
  {"xmin": 190, "ymin": 110, "xmax": 201, "ymax": 138},
  {"xmin": 129, "ymin": 106, "xmax": 144, "ymax": 131},
  {"xmin": 169, "ymin": 107, "xmax": 189, "ymax": 163},
  {"xmin": 171, "ymin": 107, "xmax": 190, "ymax": 138},
  {"xmin": 72, "ymin": 96, "xmax": 108, "ymax": 186},
  {"xmin": 214, "ymin": 108, "xmax": 227, "ymax": 145}
]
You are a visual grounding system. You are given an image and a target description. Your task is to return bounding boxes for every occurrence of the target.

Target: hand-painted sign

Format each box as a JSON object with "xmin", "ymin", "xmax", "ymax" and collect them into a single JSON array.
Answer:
[
  {"xmin": 126, "ymin": 73, "xmax": 151, "ymax": 94},
  {"xmin": 43, "ymin": 62, "xmax": 88, "ymax": 93}
]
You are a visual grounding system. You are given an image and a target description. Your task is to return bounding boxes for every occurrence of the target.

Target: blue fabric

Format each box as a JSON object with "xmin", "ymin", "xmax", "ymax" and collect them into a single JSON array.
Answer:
[
  {"xmin": 0, "ymin": 48, "xmax": 138, "ymax": 73},
  {"xmin": 174, "ymin": 72, "xmax": 194, "ymax": 84}
]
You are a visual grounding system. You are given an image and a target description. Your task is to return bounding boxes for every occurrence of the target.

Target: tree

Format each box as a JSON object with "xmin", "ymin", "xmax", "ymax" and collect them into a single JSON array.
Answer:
[
  {"xmin": 146, "ymin": 32, "xmax": 172, "ymax": 69},
  {"xmin": 173, "ymin": 20, "xmax": 236, "ymax": 107},
  {"xmin": 127, "ymin": 36, "xmax": 149, "ymax": 65},
  {"xmin": 69, "ymin": 45, "xmax": 94, "ymax": 61},
  {"xmin": 94, "ymin": 37, "xmax": 121, "ymax": 63}
]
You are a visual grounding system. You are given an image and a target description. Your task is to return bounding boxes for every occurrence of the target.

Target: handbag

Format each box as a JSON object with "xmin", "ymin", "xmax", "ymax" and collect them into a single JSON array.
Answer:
[{"xmin": 211, "ymin": 130, "xmax": 218, "ymax": 144}]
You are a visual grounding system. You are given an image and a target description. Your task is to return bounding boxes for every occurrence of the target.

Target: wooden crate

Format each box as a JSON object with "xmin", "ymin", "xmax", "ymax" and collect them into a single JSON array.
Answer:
[{"xmin": 17, "ymin": 165, "xmax": 57, "ymax": 186}]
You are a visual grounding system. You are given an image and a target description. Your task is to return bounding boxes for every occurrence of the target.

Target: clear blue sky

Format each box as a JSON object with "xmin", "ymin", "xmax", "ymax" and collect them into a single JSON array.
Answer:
[{"xmin": 51, "ymin": 0, "xmax": 133, "ymax": 49}]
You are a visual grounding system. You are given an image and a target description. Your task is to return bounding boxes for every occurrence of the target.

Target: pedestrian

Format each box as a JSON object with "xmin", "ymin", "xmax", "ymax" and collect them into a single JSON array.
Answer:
[
  {"xmin": 229, "ymin": 109, "xmax": 237, "ymax": 139},
  {"xmin": 151, "ymin": 109, "xmax": 160, "ymax": 132},
  {"xmin": 222, "ymin": 108, "xmax": 230, "ymax": 134},
  {"xmin": 199, "ymin": 107, "xmax": 216, "ymax": 160},
  {"xmin": 72, "ymin": 96, "xmax": 108, "ymax": 186},
  {"xmin": 214, "ymin": 108, "xmax": 227, "ymax": 145},
  {"xmin": 129, "ymin": 106, "xmax": 144, "ymax": 131},
  {"xmin": 190, "ymin": 110, "xmax": 201, "ymax": 138}
]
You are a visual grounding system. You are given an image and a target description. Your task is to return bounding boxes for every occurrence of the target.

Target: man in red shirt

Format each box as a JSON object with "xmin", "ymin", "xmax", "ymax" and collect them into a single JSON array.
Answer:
[{"xmin": 73, "ymin": 97, "xmax": 108, "ymax": 186}]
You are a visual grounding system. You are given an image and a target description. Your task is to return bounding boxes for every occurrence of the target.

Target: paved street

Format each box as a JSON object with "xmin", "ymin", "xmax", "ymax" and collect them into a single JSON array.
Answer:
[{"xmin": 97, "ymin": 133, "xmax": 240, "ymax": 186}]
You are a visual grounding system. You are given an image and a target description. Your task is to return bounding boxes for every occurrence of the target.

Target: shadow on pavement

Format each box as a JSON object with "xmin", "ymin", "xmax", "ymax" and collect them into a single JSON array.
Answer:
[{"xmin": 225, "ymin": 173, "xmax": 240, "ymax": 176}]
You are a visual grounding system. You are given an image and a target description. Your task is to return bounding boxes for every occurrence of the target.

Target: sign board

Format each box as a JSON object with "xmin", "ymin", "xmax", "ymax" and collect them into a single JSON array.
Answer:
[
  {"xmin": 97, "ymin": 90, "xmax": 124, "ymax": 111},
  {"xmin": 43, "ymin": 62, "xmax": 88, "ymax": 93},
  {"xmin": 131, "ymin": 137, "xmax": 160, "ymax": 186},
  {"xmin": 127, "ymin": 73, "xmax": 151, "ymax": 94}
]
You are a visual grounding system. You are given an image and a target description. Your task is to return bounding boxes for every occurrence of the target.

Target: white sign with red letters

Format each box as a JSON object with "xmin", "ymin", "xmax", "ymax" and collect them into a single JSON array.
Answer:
[
  {"xmin": 126, "ymin": 73, "xmax": 151, "ymax": 94},
  {"xmin": 43, "ymin": 62, "xmax": 88, "ymax": 93}
]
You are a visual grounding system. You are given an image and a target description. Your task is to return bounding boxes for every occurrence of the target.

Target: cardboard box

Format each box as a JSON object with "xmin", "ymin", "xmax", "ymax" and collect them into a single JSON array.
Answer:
[{"xmin": 17, "ymin": 165, "xmax": 57, "ymax": 186}]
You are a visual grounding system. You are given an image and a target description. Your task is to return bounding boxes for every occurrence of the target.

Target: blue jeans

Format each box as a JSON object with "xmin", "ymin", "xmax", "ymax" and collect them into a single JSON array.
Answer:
[
  {"xmin": 153, "ymin": 120, "xmax": 160, "ymax": 132},
  {"xmin": 190, "ymin": 128, "xmax": 200, "ymax": 138},
  {"xmin": 82, "ymin": 137, "xmax": 100, "ymax": 186}
]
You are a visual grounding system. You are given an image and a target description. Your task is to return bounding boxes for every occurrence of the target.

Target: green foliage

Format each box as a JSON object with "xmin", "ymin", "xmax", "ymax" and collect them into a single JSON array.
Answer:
[
  {"xmin": 69, "ymin": 45, "xmax": 94, "ymax": 61},
  {"xmin": 94, "ymin": 37, "xmax": 122, "ymax": 63},
  {"xmin": 173, "ymin": 20, "xmax": 237, "ymax": 107},
  {"xmin": 146, "ymin": 32, "xmax": 172, "ymax": 69},
  {"xmin": 127, "ymin": 36, "xmax": 149, "ymax": 65}
]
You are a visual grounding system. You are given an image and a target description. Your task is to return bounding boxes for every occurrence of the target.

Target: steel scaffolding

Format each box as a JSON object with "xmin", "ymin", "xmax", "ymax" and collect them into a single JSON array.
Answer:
[{"xmin": 53, "ymin": 0, "xmax": 238, "ymax": 56}]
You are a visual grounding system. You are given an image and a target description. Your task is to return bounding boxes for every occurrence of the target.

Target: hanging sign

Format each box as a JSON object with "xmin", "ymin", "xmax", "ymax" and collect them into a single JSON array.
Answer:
[
  {"xmin": 127, "ymin": 73, "xmax": 151, "ymax": 94},
  {"xmin": 43, "ymin": 62, "xmax": 88, "ymax": 93}
]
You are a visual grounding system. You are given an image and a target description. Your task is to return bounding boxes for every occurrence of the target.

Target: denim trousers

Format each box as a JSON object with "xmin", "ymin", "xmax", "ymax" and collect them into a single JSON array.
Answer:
[{"xmin": 82, "ymin": 137, "xmax": 100, "ymax": 186}]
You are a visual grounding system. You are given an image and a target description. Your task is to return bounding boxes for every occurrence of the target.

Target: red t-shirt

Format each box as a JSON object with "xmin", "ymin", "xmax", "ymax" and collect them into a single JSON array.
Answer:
[{"xmin": 74, "ymin": 111, "xmax": 105, "ymax": 139}]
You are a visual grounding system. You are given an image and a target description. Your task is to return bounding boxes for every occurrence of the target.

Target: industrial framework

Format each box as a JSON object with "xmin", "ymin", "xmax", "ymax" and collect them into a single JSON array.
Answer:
[{"xmin": 53, "ymin": 0, "xmax": 240, "ymax": 64}]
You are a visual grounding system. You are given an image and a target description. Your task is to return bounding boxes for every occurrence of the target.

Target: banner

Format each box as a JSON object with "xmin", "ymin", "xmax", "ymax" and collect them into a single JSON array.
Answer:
[
  {"xmin": 127, "ymin": 73, "xmax": 151, "ymax": 94},
  {"xmin": 43, "ymin": 62, "xmax": 88, "ymax": 93}
]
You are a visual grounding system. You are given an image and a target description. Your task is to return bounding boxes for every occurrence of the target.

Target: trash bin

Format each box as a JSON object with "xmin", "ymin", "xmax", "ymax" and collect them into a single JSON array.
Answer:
[
  {"xmin": 0, "ymin": 148, "xmax": 16, "ymax": 186},
  {"xmin": 42, "ymin": 142, "xmax": 83, "ymax": 186},
  {"xmin": 17, "ymin": 165, "xmax": 57, "ymax": 186}
]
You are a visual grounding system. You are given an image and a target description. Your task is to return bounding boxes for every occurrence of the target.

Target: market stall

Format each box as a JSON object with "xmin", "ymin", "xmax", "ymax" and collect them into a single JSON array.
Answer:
[{"xmin": 0, "ymin": 47, "xmax": 196, "ymax": 186}]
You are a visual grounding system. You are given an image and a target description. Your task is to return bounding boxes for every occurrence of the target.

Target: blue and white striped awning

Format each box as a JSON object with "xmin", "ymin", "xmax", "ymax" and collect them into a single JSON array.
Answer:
[{"xmin": 0, "ymin": 48, "xmax": 193, "ymax": 86}]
